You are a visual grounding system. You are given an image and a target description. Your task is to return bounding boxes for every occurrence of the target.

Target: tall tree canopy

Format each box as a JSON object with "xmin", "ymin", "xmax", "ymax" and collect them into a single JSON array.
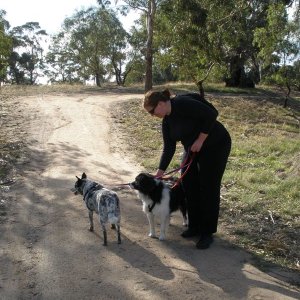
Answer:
[
  {"xmin": 98, "ymin": 0, "xmax": 168, "ymax": 91},
  {"xmin": 8, "ymin": 22, "xmax": 47, "ymax": 84},
  {"xmin": 152, "ymin": 0, "xmax": 298, "ymax": 89},
  {"xmin": 47, "ymin": 6, "xmax": 129, "ymax": 86}
]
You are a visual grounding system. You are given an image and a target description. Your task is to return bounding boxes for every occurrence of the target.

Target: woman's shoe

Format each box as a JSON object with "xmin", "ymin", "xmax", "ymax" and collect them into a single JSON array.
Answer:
[
  {"xmin": 196, "ymin": 234, "xmax": 213, "ymax": 249},
  {"xmin": 181, "ymin": 228, "xmax": 199, "ymax": 238}
]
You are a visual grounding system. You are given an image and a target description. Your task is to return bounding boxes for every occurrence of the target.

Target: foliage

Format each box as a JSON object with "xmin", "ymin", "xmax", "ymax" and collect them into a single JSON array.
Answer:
[
  {"xmin": 46, "ymin": 7, "xmax": 130, "ymax": 86},
  {"xmin": 44, "ymin": 32, "xmax": 80, "ymax": 84},
  {"xmin": 99, "ymin": 0, "xmax": 170, "ymax": 91},
  {"xmin": 151, "ymin": 0, "xmax": 298, "ymax": 89},
  {"xmin": 8, "ymin": 22, "xmax": 47, "ymax": 84},
  {"xmin": 0, "ymin": 10, "xmax": 12, "ymax": 85},
  {"xmin": 254, "ymin": 2, "xmax": 300, "ymax": 106},
  {"xmin": 1, "ymin": 0, "xmax": 299, "ymax": 92}
]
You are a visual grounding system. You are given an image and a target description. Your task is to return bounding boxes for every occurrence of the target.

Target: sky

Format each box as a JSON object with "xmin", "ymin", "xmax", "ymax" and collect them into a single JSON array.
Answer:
[{"xmin": 0, "ymin": 0, "xmax": 137, "ymax": 34}]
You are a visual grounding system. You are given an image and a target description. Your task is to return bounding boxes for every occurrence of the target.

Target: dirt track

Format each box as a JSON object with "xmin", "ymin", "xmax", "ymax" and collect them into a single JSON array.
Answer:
[{"xmin": 0, "ymin": 91, "xmax": 299, "ymax": 299}]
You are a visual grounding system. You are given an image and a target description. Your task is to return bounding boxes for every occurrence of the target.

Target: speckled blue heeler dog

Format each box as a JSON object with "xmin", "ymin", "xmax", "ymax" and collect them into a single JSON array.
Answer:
[{"xmin": 72, "ymin": 173, "xmax": 121, "ymax": 246}]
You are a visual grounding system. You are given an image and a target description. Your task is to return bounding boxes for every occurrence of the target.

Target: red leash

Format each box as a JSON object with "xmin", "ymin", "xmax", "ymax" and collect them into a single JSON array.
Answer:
[
  {"xmin": 171, "ymin": 152, "xmax": 196, "ymax": 189},
  {"xmin": 155, "ymin": 150, "xmax": 191, "ymax": 180},
  {"xmin": 103, "ymin": 150, "xmax": 196, "ymax": 189}
]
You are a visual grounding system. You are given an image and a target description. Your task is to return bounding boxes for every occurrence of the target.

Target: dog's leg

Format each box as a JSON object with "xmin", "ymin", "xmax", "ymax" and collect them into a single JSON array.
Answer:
[
  {"xmin": 182, "ymin": 214, "xmax": 188, "ymax": 227},
  {"xmin": 159, "ymin": 216, "xmax": 169, "ymax": 241},
  {"xmin": 100, "ymin": 221, "xmax": 107, "ymax": 246},
  {"xmin": 116, "ymin": 225, "xmax": 121, "ymax": 244},
  {"xmin": 103, "ymin": 229, "xmax": 107, "ymax": 246},
  {"xmin": 146, "ymin": 213, "xmax": 156, "ymax": 238},
  {"xmin": 89, "ymin": 210, "xmax": 94, "ymax": 232},
  {"xmin": 180, "ymin": 206, "xmax": 188, "ymax": 227}
]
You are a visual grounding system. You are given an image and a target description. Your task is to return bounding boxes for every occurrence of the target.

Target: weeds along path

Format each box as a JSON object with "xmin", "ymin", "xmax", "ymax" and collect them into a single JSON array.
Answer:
[{"xmin": 0, "ymin": 91, "xmax": 299, "ymax": 299}]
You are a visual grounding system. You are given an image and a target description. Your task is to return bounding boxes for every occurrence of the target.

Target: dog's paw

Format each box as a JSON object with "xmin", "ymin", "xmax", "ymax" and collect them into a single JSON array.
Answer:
[
  {"xmin": 89, "ymin": 227, "xmax": 94, "ymax": 232},
  {"xmin": 159, "ymin": 235, "xmax": 165, "ymax": 241},
  {"xmin": 148, "ymin": 233, "xmax": 157, "ymax": 238}
]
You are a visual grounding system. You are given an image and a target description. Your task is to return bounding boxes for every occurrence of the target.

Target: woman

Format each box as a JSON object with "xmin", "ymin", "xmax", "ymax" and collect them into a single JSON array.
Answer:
[{"xmin": 144, "ymin": 89, "xmax": 231, "ymax": 249}]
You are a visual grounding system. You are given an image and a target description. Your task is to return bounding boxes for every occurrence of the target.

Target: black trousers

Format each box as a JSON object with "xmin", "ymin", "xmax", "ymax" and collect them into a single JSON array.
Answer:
[{"xmin": 182, "ymin": 135, "xmax": 231, "ymax": 234}]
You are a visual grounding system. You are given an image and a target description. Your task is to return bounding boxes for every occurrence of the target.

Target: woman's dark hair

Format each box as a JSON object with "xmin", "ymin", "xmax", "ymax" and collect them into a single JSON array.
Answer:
[{"xmin": 144, "ymin": 89, "xmax": 171, "ymax": 109}]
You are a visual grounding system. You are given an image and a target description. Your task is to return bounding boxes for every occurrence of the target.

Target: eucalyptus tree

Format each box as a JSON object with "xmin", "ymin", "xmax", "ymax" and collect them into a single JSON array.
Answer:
[
  {"xmin": 154, "ymin": 0, "xmax": 296, "ymax": 89},
  {"xmin": 44, "ymin": 31, "xmax": 81, "ymax": 83},
  {"xmin": 8, "ymin": 22, "xmax": 47, "ymax": 84},
  {"xmin": 98, "ymin": 0, "xmax": 169, "ymax": 91},
  {"xmin": 61, "ymin": 6, "xmax": 128, "ymax": 86},
  {"xmin": 254, "ymin": 2, "xmax": 300, "ymax": 106},
  {"xmin": 0, "ymin": 10, "xmax": 12, "ymax": 86}
]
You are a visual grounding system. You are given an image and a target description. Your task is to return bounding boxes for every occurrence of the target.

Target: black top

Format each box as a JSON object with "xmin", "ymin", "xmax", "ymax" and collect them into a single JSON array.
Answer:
[{"xmin": 158, "ymin": 95, "xmax": 228, "ymax": 171}]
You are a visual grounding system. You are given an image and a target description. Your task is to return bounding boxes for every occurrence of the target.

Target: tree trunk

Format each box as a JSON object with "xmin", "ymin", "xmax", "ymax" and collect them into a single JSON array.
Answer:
[
  {"xmin": 283, "ymin": 82, "xmax": 291, "ymax": 108},
  {"xmin": 225, "ymin": 55, "xmax": 255, "ymax": 88},
  {"xmin": 95, "ymin": 73, "xmax": 101, "ymax": 87},
  {"xmin": 144, "ymin": 0, "xmax": 156, "ymax": 93}
]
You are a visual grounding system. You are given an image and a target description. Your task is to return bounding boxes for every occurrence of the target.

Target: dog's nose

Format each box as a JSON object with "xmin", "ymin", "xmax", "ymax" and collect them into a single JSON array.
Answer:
[{"xmin": 129, "ymin": 182, "xmax": 136, "ymax": 189}]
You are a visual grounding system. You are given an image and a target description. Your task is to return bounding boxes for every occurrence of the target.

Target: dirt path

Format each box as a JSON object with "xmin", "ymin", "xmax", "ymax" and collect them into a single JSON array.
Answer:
[{"xmin": 0, "ymin": 91, "xmax": 299, "ymax": 299}]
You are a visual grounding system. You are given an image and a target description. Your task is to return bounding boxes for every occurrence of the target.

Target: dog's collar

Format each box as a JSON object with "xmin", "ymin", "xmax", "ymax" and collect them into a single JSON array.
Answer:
[{"xmin": 83, "ymin": 182, "xmax": 103, "ymax": 202}]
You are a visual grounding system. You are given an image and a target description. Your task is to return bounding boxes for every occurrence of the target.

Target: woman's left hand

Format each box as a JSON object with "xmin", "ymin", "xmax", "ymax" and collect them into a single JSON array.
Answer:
[{"xmin": 191, "ymin": 132, "xmax": 208, "ymax": 152}]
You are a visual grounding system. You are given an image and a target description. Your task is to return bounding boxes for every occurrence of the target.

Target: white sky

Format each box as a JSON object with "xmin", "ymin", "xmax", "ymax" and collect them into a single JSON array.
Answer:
[{"xmin": 0, "ymin": 0, "xmax": 137, "ymax": 34}]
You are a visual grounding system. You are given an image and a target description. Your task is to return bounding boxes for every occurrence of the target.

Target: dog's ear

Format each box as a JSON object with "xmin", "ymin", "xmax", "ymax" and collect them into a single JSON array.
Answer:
[
  {"xmin": 76, "ymin": 176, "xmax": 80, "ymax": 180},
  {"xmin": 82, "ymin": 173, "xmax": 87, "ymax": 179},
  {"xmin": 146, "ymin": 178, "xmax": 156, "ymax": 191},
  {"xmin": 141, "ymin": 174, "xmax": 156, "ymax": 192}
]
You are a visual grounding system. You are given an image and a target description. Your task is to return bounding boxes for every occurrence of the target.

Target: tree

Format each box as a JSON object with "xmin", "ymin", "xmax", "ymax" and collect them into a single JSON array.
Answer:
[
  {"xmin": 0, "ymin": 10, "xmax": 12, "ymax": 86},
  {"xmin": 98, "ymin": 0, "xmax": 168, "ymax": 92},
  {"xmin": 8, "ymin": 22, "xmax": 47, "ymax": 84},
  {"xmin": 150, "ymin": 0, "xmax": 297, "ymax": 89},
  {"xmin": 60, "ymin": 7, "xmax": 128, "ymax": 86},
  {"xmin": 254, "ymin": 2, "xmax": 299, "ymax": 106},
  {"xmin": 45, "ymin": 32, "xmax": 81, "ymax": 84}
]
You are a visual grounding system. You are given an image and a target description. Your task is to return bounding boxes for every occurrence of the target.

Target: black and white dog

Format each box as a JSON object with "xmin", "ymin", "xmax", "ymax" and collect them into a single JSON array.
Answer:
[
  {"xmin": 130, "ymin": 173, "xmax": 187, "ymax": 241},
  {"xmin": 72, "ymin": 173, "xmax": 121, "ymax": 246}
]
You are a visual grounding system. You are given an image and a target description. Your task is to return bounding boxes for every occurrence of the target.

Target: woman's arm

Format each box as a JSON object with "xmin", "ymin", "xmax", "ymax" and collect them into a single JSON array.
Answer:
[
  {"xmin": 158, "ymin": 119, "xmax": 176, "ymax": 172},
  {"xmin": 191, "ymin": 132, "xmax": 208, "ymax": 152}
]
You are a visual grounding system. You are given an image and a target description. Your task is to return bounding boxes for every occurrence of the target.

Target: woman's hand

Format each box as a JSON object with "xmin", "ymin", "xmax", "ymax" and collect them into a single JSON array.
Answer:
[
  {"xmin": 155, "ymin": 169, "xmax": 165, "ymax": 178},
  {"xmin": 191, "ymin": 132, "xmax": 208, "ymax": 152}
]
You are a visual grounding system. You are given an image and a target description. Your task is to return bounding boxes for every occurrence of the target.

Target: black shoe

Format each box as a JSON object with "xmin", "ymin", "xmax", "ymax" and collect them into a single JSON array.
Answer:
[
  {"xmin": 181, "ymin": 228, "xmax": 199, "ymax": 238},
  {"xmin": 196, "ymin": 234, "xmax": 213, "ymax": 249}
]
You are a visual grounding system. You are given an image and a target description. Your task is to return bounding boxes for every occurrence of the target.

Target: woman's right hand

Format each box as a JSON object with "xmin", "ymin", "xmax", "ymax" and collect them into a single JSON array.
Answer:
[{"xmin": 155, "ymin": 169, "xmax": 165, "ymax": 178}]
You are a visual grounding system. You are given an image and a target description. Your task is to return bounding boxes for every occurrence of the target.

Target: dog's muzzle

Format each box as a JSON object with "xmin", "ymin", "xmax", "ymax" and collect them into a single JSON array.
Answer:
[
  {"xmin": 71, "ymin": 187, "xmax": 79, "ymax": 195},
  {"xmin": 129, "ymin": 182, "xmax": 137, "ymax": 189}
]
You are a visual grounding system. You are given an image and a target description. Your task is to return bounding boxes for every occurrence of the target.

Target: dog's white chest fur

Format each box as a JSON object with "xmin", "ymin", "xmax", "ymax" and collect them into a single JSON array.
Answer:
[
  {"xmin": 138, "ymin": 186, "xmax": 170, "ymax": 240},
  {"xmin": 139, "ymin": 187, "xmax": 170, "ymax": 215}
]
